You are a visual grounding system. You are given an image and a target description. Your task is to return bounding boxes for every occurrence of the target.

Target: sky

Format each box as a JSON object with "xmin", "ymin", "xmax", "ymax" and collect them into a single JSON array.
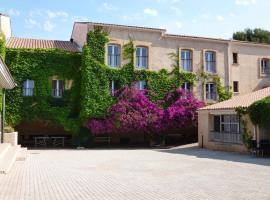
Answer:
[{"xmin": 0, "ymin": 0, "xmax": 269, "ymax": 41}]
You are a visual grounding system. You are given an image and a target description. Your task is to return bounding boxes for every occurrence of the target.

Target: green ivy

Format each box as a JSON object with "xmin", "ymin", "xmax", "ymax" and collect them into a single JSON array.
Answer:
[
  {"xmin": 213, "ymin": 76, "xmax": 232, "ymax": 101},
  {"xmin": 248, "ymin": 96, "xmax": 270, "ymax": 127},
  {"xmin": 0, "ymin": 33, "xmax": 6, "ymax": 60},
  {"xmin": 5, "ymin": 48, "xmax": 81, "ymax": 133}
]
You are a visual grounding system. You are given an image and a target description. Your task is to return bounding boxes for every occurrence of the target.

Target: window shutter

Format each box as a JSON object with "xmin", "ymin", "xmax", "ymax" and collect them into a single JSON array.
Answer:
[
  {"xmin": 52, "ymin": 80, "xmax": 57, "ymax": 90},
  {"xmin": 59, "ymin": 80, "xmax": 64, "ymax": 90}
]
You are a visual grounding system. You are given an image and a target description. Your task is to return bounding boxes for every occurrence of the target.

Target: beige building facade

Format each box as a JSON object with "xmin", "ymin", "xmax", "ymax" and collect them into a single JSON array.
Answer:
[
  {"xmin": 198, "ymin": 87, "xmax": 270, "ymax": 153},
  {"xmin": 72, "ymin": 22, "xmax": 270, "ymax": 103}
]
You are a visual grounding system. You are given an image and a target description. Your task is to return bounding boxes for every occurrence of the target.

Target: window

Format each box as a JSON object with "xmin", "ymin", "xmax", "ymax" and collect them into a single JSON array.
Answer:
[
  {"xmin": 181, "ymin": 50, "xmax": 192, "ymax": 71},
  {"xmin": 233, "ymin": 81, "xmax": 239, "ymax": 93},
  {"xmin": 107, "ymin": 44, "xmax": 120, "ymax": 67},
  {"xmin": 212, "ymin": 114, "xmax": 241, "ymax": 143},
  {"xmin": 136, "ymin": 47, "xmax": 148, "ymax": 69},
  {"xmin": 110, "ymin": 80, "xmax": 120, "ymax": 96},
  {"xmin": 205, "ymin": 51, "xmax": 216, "ymax": 73},
  {"xmin": 23, "ymin": 79, "xmax": 34, "ymax": 96},
  {"xmin": 181, "ymin": 82, "xmax": 191, "ymax": 91},
  {"xmin": 136, "ymin": 80, "xmax": 147, "ymax": 90},
  {"xmin": 206, "ymin": 83, "xmax": 217, "ymax": 100},
  {"xmin": 261, "ymin": 58, "xmax": 270, "ymax": 75},
  {"xmin": 52, "ymin": 80, "xmax": 64, "ymax": 98},
  {"xmin": 233, "ymin": 53, "xmax": 238, "ymax": 64}
]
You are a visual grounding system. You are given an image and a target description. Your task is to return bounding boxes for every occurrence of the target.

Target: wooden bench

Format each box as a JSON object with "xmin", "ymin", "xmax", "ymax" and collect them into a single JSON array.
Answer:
[{"xmin": 95, "ymin": 136, "xmax": 111, "ymax": 145}]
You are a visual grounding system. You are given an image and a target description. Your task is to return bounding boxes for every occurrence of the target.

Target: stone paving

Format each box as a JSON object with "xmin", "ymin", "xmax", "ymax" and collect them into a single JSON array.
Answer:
[{"xmin": 0, "ymin": 144, "xmax": 270, "ymax": 200}]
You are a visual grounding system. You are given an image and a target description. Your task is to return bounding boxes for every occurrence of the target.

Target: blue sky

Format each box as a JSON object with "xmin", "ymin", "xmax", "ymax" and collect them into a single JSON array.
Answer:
[{"xmin": 0, "ymin": 0, "xmax": 269, "ymax": 40}]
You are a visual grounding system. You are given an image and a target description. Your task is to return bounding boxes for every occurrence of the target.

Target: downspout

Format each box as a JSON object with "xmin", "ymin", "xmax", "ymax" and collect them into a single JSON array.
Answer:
[{"xmin": 1, "ymin": 88, "xmax": 5, "ymax": 143}]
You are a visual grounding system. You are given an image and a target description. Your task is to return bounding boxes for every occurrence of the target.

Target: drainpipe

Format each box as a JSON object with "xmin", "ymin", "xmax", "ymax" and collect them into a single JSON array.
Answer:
[{"xmin": 1, "ymin": 88, "xmax": 5, "ymax": 143}]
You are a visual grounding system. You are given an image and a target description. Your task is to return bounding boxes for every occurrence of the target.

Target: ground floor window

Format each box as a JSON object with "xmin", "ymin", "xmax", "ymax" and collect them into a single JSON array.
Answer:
[
  {"xmin": 52, "ymin": 80, "xmax": 64, "ymax": 98},
  {"xmin": 212, "ymin": 114, "xmax": 242, "ymax": 143}
]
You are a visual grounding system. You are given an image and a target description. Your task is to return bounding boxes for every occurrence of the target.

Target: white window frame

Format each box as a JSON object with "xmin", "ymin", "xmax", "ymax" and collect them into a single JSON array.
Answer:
[
  {"xmin": 136, "ymin": 80, "xmax": 147, "ymax": 90},
  {"xmin": 212, "ymin": 114, "xmax": 241, "ymax": 143},
  {"xmin": 110, "ymin": 80, "xmax": 119, "ymax": 96},
  {"xmin": 182, "ymin": 82, "xmax": 191, "ymax": 91},
  {"xmin": 181, "ymin": 49, "xmax": 192, "ymax": 72},
  {"xmin": 107, "ymin": 44, "xmax": 121, "ymax": 68},
  {"xmin": 206, "ymin": 83, "xmax": 217, "ymax": 100},
  {"xmin": 52, "ymin": 80, "xmax": 64, "ymax": 98},
  {"xmin": 205, "ymin": 51, "xmax": 216, "ymax": 73},
  {"xmin": 23, "ymin": 79, "xmax": 34, "ymax": 97},
  {"xmin": 136, "ymin": 47, "xmax": 148, "ymax": 69},
  {"xmin": 260, "ymin": 58, "xmax": 270, "ymax": 75}
]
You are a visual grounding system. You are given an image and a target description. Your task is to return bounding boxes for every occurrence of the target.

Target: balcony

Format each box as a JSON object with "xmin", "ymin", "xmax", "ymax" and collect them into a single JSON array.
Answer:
[{"xmin": 210, "ymin": 132, "xmax": 242, "ymax": 144}]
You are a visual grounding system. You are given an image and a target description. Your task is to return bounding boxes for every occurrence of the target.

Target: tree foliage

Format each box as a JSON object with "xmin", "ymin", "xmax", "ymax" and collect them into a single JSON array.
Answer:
[{"xmin": 233, "ymin": 28, "xmax": 270, "ymax": 44}]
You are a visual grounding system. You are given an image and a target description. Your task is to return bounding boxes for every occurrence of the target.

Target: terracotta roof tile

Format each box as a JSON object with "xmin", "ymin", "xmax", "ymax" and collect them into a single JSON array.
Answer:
[
  {"xmin": 199, "ymin": 87, "xmax": 270, "ymax": 111},
  {"xmin": 6, "ymin": 37, "xmax": 79, "ymax": 52}
]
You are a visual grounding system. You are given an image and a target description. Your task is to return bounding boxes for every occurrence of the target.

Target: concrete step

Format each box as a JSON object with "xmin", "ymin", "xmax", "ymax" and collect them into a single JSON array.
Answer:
[
  {"xmin": 16, "ymin": 147, "xmax": 28, "ymax": 161},
  {"xmin": 0, "ymin": 143, "xmax": 11, "ymax": 158},
  {"xmin": 0, "ymin": 145, "xmax": 20, "ymax": 174}
]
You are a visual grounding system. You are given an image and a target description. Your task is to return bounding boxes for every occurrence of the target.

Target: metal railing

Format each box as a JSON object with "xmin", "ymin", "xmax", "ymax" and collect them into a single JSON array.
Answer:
[{"xmin": 210, "ymin": 132, "xmax": 242, "ymax": 144}]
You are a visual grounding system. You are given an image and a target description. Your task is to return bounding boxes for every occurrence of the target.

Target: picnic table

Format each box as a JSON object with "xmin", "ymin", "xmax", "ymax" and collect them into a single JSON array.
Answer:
[{"xmin": 34, "ymin": 136, "xmax": 65, "ymax": 147}]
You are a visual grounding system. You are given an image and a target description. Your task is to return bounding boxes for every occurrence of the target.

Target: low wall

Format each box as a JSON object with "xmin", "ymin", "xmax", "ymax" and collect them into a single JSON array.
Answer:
[
  {"xmin": 204, "ymin": 141, "xmax": 248, "ymax": 153},
  {"xmin": 3, "ymin": 132, "xmax": 18, "ymax": 146}
]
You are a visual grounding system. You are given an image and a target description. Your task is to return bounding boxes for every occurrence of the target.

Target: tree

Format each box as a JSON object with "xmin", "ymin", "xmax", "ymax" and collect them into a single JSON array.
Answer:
[{"xmin": 233, "ymin": 28, "xmax": 270, "ymax": 44}]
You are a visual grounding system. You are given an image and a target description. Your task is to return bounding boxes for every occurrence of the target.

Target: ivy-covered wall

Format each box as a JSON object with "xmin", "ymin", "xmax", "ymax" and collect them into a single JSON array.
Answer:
[
  {"xmin": 0, "ymin": 27, "xmax": 231, "ymax": 136},
  {"xmin": 5, "ymin": 48, "xmax": 81, "ymax": 134},
  {"xmin": 80, "ymin": 27, "xmax": 198, "ymax": 124}
]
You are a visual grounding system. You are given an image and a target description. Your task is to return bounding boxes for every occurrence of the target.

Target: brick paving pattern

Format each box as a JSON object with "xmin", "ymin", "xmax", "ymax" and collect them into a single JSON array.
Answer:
[{"xmin": 0, "ymin": 145, "xmax": 270, "ymax": 200}]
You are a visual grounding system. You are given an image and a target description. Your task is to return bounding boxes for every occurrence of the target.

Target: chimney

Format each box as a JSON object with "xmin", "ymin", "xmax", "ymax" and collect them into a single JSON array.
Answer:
[{"xmin": 0, "ymin": 13, "xmax": 12, "ymax": 39}]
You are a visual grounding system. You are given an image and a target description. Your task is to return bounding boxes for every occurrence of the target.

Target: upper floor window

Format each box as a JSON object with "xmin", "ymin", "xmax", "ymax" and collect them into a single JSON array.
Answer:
[
  {"xmin": 52, "ymin": 80, "xmax": 64, "ymax": 98},
  {"xmin": 233, "ymin": 81, "xmax": 239, "ymax": 93},
  {"xmin": 181, "ymin": 82, "xmax": 191, "ymax": 91},
  {"xmin": 233, "ymin": 53, "xmax": 238, "ymax": 64},
  {"xmin": 181, "ymin": 50, "xmax": 192, "ymax": 72},
  {"xmin": 136, "ymin": 47, "xmax": 148, "ymax": 69},
  {"xmin": 110, "ymin": 80, "xmax": 120, "ymax": 96},
  {"xmin": 136, "ymin": 80, "xmax": 147, "ymax": 90},
  {"xmin": 260, "ymin": 58, "xmax": 270, "ymax": 75},
  {"xmin": 205, "ymin": 51, "xmax": 216, "ymax": 73},
  {"xmin": 206, "ymin": 83, "xmax": 217, "ymax": 100},
  {"xmin": 107, "ymin": 44, "xmax": 121, "ymax": 67},
  {"xmin": 23, "ymin": 79, "xmax": 34, "ymax": 96}
]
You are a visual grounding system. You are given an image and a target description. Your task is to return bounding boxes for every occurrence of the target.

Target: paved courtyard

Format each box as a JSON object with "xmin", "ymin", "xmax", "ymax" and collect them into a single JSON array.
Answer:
[{"xmin": 0, "ymin": 144, "xmax": 270, "ymax": 200}]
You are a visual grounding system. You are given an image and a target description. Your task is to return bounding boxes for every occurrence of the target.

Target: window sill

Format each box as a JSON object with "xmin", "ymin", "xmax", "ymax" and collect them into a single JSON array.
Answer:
[
  {"xmin": 232, "ymin": 63, "xmax": 239, "ymax": 66},
  {"xmin": 260, "ymin": 74, "xmax": 270, "ymax": 78},
  {"xmin": 210, "ymin": 140, "xmax": 243, "ymax": 145}
]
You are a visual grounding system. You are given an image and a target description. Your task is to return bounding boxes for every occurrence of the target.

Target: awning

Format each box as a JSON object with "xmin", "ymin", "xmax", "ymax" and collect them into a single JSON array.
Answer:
[{"xmin": 0, "ymin": 57, "xmax": 16, "ymax": 89}]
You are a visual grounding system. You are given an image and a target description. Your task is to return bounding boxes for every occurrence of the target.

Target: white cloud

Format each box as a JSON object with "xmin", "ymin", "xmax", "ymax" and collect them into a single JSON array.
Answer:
[
  {"xmin": 72, "ymin": 16, "xmax": 90, "ymax": 22},
  {"xmin": 216, "ymin": 15, "xmax": 225, "ymax": 21},
  {"xmin": 170, "ymin": 7, "xmax": 182, "ymax": 15},
  {"xmin": 7, "ymin": 9, "xmax": 21, "ymax": 16},
  {"xmin": 201, "ymin": 13, "xmax": 210, "ymax": 19},
  {"xmin": 25, "ymin": 18, "xmax": 40, "ymax": 28},
  {"xmin": 102, "ymin": 3, "xmax": 118, "ymax": 11},
  {"xmin": 43, "ymin": 20, "xmax": 56, "ymax": 32},
  {"xmin": 46, "ymin": 10, "xmax": 68, "ymax": 19},
  {"xmin": 235, "ymin": 0, "xmax": 256, "ymax": 6},
  {"xmin": 229, "ymin": 13, "xmax": 236, "ymax": 17},
  {"xmin": 143, "ymin": 8, "xmax": 158, "ymax": 16},
  {"xmin": 175, "ymin": 21, "xmax": 183, "ymax": 29},
  {"xmin": 123, "ymin": 13, "xmax": 143, "ymax": 21}
]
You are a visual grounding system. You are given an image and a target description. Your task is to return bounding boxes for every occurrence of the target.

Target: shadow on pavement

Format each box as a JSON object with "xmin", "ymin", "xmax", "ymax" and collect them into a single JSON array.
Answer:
[{"xmin": 156, "ymin": 144, "xmax": 270, "ymax": 167}]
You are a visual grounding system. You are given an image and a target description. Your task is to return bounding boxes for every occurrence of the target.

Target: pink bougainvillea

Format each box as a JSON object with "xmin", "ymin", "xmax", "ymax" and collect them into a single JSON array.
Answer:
[
  {"xmin": 163, "ymin": 89, "xmax": 205, "ymax": 129},
  {"xmin": 86, "ymin": 86, "xmax": 204, "ymax": 135}
]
